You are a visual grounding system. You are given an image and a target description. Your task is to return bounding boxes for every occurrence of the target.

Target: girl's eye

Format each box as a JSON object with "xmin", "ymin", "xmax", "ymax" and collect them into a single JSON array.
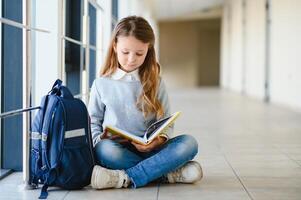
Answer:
[
  {"xmin": 136, "ymin": 53, "xmax": 143, "ymax": 56},
  {"xmin": 122, "ymin": 52, "xmax": 129, "ymax": 55}
]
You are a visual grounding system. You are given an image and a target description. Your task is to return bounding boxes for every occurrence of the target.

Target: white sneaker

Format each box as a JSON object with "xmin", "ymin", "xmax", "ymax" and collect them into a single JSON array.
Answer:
[
  {"xmin": 167, "ymin": 161, "xmax": 203, "ymax": 183},
  {"xmin": 90, "ymin": 165, "xmax": 130, "ymax": 189}
]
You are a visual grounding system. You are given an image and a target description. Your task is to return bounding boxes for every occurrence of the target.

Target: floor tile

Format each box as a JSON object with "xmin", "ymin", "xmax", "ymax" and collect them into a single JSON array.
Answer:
[
  {"xmin": 64, "ymin": 185, "xmax": 158, "ymax": 200},
  {"xmin": 241, "ymin": 177, "xmax": 301, "ymax": 200},
  {"xmin": 158, "ymin": 182, "xmax": 250, "ymax": 200},
  {"xmin": 0, "ymin": 173, "xmax": 67, "ymax": 200}
]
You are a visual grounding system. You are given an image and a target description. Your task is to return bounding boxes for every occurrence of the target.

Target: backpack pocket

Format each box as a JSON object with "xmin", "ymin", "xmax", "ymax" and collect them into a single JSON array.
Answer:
[{"xmin": 56, "ymin": 144, "xmax": 94, "ymax": 189}]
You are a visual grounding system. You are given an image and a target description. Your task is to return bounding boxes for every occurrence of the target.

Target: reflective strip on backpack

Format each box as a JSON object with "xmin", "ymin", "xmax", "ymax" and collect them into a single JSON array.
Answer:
[
  {"xmin": 31, "ymin": 132, "xmax": 41, "ymax": 140},
  {"xmin": 65, "ymin": 128, "xmax": 85, "ymax": 139},
  {"xmin": 31, "ymin": 132, "xmax": 48, "ymax": 141},
  {"xmin": 42, "ymin": 133, "xmax": 47, "ymax": 141}
]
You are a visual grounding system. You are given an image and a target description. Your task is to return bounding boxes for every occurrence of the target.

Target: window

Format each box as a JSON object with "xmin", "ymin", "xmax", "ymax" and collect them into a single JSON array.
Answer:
[
  {"xmin": 1, "ymin": 0, "xmax": 23, "ymax": 172},
  {"xmin": 0, "ymin": 0, "xmax": 50, "ymax": 176},
  {"xmin": 62, "ymin": 0, "xmax": 102, "ymax": 102},
  {"xmin": 64, "ymin": 0, "xmax": 84, "ymax": 96}
]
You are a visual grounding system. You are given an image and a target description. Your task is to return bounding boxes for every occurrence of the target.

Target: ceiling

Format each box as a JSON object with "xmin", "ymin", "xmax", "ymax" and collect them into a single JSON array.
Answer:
[{"xmin": 151, "ymin": 0, "xmax": 224, "ymax": 21}]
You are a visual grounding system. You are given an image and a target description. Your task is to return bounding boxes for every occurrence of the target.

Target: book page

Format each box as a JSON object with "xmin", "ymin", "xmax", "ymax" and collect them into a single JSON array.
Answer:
[
  {"xmin": 106, "ymin": 126, "xmax": 147, "ymax": 144},
  {"xmin": 145, "ymin": 112, "xmax": 180, "ymax": 142},
  {"xmin": 145, "ymin": 116, "xmax": 171, "ymax": 139}
]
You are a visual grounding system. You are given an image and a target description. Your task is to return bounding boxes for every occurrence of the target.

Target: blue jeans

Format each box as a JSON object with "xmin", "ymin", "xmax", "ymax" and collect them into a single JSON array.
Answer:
[{"xmin": 94, "ymin": 134, "xmax": 198, "ymax": 188}]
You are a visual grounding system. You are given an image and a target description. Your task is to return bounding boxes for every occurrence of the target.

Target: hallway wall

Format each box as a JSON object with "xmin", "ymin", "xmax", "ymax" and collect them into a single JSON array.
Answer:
[
  {"xmin": 269, "ymin": 0, "xmax": 301, "ymax": 110},
  {"xmin": 220, "ymin": 0, "xmax": 301, "ymax": 110},
  {"xmin": 244, "ymin": 0, "xmax": 266, "ymax": 99},
  {"xmin": 159, "ymin": 19, "xmax": 221, "ymax": 88},
  {"xmin": 228, "ymin": 0, "xmax": 243, "ymax": 92}
]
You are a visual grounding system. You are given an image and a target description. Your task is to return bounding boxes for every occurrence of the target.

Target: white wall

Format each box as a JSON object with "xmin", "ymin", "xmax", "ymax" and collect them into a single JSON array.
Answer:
[
  {"xmin": 221, "ymin": 0, "xmax": 301, "ymax": 110},
  {"xmin": 228, "ymin": 0, "xmax": 243, "ymax": 92},
  {"xmin": 269, "ymin": 0, "xmax": 301, "ymax": 109},
  {"xmin": 244, "ymin": 0, "xmax": 266, "ymax": 99},
  {"xmin": 220, "ymin": 1, "xmax": 230, "ymax": 88}
]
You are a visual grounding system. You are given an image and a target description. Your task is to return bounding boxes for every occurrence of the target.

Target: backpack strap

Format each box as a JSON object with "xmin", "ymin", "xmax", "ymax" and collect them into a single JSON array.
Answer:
[
  {"xmin": 29, "ymin": 95, "xmax": 49, "ymax": 186},
  {"xmin": 40, "ymin": 96, "xmax": 59, "ymax": 174},
  {"xmin": 38, "ymin": 95, "xmax": 59, "ymax": 199},
  {"xmin": 38, "ymin": 169, "xmax": 57, "ymax": 199},
  {"xmin": 39, "ymin": 184, "xmax": 49, "ymax": 199}
]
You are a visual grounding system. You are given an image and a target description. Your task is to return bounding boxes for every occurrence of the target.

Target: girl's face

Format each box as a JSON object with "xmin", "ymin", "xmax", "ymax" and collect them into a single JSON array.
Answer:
[{"xmin": 115, "ymin": 36, "xmax": 149, "ymax": 72}]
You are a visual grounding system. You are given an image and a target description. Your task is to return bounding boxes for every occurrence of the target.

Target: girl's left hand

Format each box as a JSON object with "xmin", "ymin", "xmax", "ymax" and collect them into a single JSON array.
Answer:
[{"xmin": 131, "ymin": 136, "xmax": 166, "ymax": 153}]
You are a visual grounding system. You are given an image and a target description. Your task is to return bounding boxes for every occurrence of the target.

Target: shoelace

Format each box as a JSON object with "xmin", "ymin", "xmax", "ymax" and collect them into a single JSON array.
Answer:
[
  {"xmin": 171, "ymin": 167, "xmax": 185, "ymax": 182},
  {"xmin": 105, "ymin": 171, "xmax": 120, "ymax": 187}
]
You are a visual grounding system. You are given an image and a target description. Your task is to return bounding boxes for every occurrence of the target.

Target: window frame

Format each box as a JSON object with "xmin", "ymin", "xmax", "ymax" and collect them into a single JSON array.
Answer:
[{"xmin": 0, "ymin": 0, "xmax": 2, "ymax": 172}]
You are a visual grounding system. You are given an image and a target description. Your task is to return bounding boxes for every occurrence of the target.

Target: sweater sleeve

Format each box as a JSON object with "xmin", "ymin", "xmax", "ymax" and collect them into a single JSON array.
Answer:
[
  {"xmin": 157, "ymin": 78, "xmax": 174, "ymax": 139},
  {"xmin": 88, "ymin": 80, "xmax": 106, "ymax": 146}
]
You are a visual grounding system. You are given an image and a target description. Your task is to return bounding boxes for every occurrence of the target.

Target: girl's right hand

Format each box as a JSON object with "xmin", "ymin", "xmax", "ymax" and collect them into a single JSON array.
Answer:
[
  {"xmin": 110, "ymin": 135, "xmax": 129, "ymax": 143},
  {"xmin": 101, "ymin": 129, "xmax": 129, "ymax": 143}
]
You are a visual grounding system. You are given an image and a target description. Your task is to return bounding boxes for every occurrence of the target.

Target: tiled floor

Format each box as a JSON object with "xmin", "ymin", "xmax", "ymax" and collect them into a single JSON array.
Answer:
[{"xmin": 1, "ymin": 88, "xmax": 301, "ymax": 200}]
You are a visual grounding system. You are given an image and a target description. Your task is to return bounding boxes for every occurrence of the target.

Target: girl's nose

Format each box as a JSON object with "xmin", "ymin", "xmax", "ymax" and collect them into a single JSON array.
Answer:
[{"xmin": 128, "ymin": 53, "xmax": 136, "ymax": 62}]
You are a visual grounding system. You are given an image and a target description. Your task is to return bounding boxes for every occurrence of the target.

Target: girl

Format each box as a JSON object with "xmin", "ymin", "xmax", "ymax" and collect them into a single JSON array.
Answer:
[{"xmin": 88, "ymin": 16, "xmax": 203, "ymax": 189}]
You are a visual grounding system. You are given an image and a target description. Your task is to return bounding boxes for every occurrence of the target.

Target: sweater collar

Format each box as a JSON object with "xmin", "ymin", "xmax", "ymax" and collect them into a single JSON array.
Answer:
[{"xmin": 111, "ymin": 67, "xmax": 140, "ymax": 82}]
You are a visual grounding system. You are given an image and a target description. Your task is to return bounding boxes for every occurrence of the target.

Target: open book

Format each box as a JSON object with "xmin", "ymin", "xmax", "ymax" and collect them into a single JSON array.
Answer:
[{"xmin": 105, "ymin": 111, "xmax": 181, "ymax": 145}]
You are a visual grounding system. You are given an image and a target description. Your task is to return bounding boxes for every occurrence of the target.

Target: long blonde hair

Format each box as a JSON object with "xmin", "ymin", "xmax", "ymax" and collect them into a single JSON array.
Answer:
[{"xmin": 101, "ymin": 16, "xmax": 164, "ymax": 119}]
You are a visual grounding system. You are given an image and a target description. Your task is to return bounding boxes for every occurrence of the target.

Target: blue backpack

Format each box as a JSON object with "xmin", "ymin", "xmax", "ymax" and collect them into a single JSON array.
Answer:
[{"xmin": 28, "ymin": 79, "xmax": 95, "ymax": 199}]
